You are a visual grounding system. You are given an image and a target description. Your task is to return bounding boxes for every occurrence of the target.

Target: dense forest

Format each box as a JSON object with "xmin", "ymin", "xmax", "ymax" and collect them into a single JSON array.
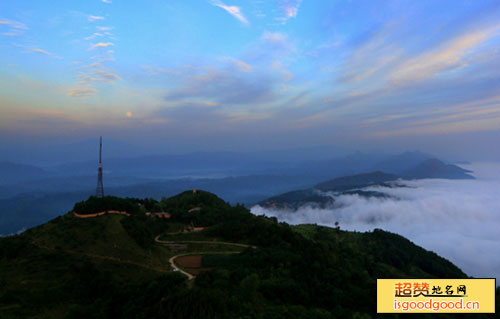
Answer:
[{"xmin": 0, "ymin": 190, "xmax": 497, "ymax": 318}]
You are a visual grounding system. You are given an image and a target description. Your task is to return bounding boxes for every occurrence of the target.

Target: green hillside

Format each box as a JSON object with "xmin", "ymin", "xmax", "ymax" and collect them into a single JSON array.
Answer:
[{"xmin": 0, "ymin": 190, "xmax": 497, "ymax": 318}]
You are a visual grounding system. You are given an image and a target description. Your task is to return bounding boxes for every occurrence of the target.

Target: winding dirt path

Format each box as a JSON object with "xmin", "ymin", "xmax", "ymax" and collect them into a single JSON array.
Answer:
[
  {"xmin": 168, "ymin": 251, "xmax": 243, "ymax": 280},
  {"xmin": 32, "ymin": 235, "xmax": 255, "ymax": 281},
  {"xmin": 156, "ymin": 235, "xmax": 256, "ymax": 280},
  {"xmin": 169, "ymin": 255, "xmax": 195, "ymax": 280}
]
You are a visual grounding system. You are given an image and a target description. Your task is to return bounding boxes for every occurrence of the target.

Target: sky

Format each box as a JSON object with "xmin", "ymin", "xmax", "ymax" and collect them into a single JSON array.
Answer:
[
  {"xmin": 1, "ymin": 0, "xmax": 500, "ymax": 159},
  {"xmin": 251, "ymin": 162, "xmax": 500, "ymax": 284}
]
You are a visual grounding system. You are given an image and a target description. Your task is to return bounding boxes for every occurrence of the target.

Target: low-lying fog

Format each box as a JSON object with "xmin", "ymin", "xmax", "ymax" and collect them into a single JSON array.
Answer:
[{"xmin": 251, "ymin": 162, "xmax": 500, "ymax": 283}]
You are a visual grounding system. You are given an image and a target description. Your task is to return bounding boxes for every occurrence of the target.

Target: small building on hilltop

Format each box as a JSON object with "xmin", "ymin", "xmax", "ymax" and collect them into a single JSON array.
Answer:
[{"xmin": 145, "ymin": 212, "xmax": 171, "ymax": 219}]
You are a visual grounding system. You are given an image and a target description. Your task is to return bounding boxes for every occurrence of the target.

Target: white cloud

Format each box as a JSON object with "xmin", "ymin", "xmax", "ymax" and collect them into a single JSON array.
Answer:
[
  {"xmin": 96, "ymin": 26, "xmax": 113, "ymax": 31},
  {"xmin": 276, "ymin": 0, "xmax": 302, "ymax": 23},
  {"xmin": 76, "ymin": 65, "xmax": 121, "ymax": 85},
  {"xmin": 31, "ymin": 48, "xmax": 50, "ymax": 55},
  {"xmin": 210, "ymin": 0, "xmax": 249, "ymax": 24},
  {"xmin": 84, "ymin": 32, "xmax": 104, "ymax": 40},
  {"xmin": 260, "ymin": 31, "xmax": 295, "ymax": 54},
  {"xmin": 251, "ymin": 162, "xmax": 500, "ymax": 283},
  {"xmin": 0, "ymin": 19, "xmax": 28, "ymax": 36},
  {"xmin": 88, "ymin": 42, "xmax": 114, "ymax": 50},
  {"xmin": 391, "ymin": 24, "xmax": 500, "ymax": 83},
  {"xmin": 261, "ymin": 31, "xmax": 287, "ymax": 43},
  {"xmin": 88, "ymin": 15, "xmax": 105, "ymax": 22},
  {"xmin": 26, "ymin": 48, "xmax": 61, "ymax": 59},
  {"xmin": 102, "ymin": 0, "xmax": 112, "ymax": 3},
  {"xmin": 67, "ymin": 87, "xmax": 98, "ymax": 98},
  {"xmin": 93, "ymin": 69, "xmax": 121, "ymax": 82}
]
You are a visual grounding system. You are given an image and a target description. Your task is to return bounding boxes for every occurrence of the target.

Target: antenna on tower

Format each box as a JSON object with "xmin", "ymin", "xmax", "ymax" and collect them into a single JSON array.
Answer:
[{"xmin": 96, "ymin": 136, "xmax": 104, "ymax": 198}]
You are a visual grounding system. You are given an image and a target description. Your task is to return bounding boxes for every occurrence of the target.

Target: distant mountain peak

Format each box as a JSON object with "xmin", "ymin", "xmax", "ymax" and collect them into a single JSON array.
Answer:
[
  {"xmin": 403, "ymin": 158, "xmax": 474, "ymax": 180},
  {"xmin": 315, "ymin": 171, "xmax": 399, "ymax": 191},
  {"xmin": 259, "ymin": 157, "xmax": 475, "ymax": 209}
]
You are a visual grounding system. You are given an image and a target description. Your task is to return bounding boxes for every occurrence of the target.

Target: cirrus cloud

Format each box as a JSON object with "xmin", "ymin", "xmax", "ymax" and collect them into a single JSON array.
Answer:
[
  {"xmin": 67, "ymin": 87, "xmax": 98, "ymax": 98},
  {"xmin": 277, "ymin": 0, "xmax": 303, "ymax": 23},
  {"xmin": 88, "ymin": 42, "xmax": 114, "ymax": 50},
  {"xmin": 210, "ymin": 0, "xmax": 248, "ymax": 24},
  {"xmin": 88, "ymin": 15, "xmax": 105, "ymax": 22},
  {"xmin": 0, "ymin": 19, "xmax": 27, "ymax": 36}
]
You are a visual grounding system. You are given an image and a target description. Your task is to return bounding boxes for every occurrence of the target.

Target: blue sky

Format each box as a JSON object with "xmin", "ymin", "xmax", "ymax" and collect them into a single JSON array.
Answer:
[{"xmin": 1, "ymin": 0, "xmax": 500, "ymax": 158}]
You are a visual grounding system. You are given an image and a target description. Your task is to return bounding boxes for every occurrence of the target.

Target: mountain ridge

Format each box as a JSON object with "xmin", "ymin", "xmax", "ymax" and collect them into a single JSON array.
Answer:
[{"xmin": 258, "ymin": 159, "xmax": 474, "ymax": 209}]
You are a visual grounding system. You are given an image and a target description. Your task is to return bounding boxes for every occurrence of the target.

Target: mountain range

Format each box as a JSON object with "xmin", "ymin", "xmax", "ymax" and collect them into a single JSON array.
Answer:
[
  {"xmin": 0, "ymin": 151, "xmax": 473, "ymax": 235},
  {"xmin": 259, "ymin": 159, "xmax": 474, "ymax": 209}
]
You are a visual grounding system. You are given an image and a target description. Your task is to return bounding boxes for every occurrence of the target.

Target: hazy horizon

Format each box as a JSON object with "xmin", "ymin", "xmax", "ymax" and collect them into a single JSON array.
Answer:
[{"xmin": 0, "ymin": 137, "xmax": 497, "ymax": 167}]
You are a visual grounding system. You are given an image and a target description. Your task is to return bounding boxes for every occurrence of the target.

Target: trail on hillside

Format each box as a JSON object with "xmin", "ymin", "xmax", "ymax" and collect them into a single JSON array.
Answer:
[
  {"xmin": 33, "ymin": 241, "xmax": 170, "ymax": 273},
  {"xmin": 156, "ymin": 235, "xmax": 256, "ymax": 279},
  {"xmin": 30, "ymin": 234, "xmax": 255, "ymax": 280},
  {"xmin": 154, "ymin": 235, "xmax": 256, "ymax": 248}
]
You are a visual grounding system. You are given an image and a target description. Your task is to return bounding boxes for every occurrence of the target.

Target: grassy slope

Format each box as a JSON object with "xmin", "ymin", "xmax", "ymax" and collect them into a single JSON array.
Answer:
[
  {"xmin": 26, "ymin": 213, "xmax": 173, "ymax": 270},
  {"xmin": 0, "ymin": 192, "xmax": 253, "ymax": 318},
  {"xmin": 0, "ymin": 212, "xmax": 178, "ymax": 318}
]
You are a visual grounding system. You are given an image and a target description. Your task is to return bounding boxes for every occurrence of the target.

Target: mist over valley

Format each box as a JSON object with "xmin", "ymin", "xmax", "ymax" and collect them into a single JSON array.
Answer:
[{"xmin": 252, "ymin": 162, "xmax": 500, "ymax": 283}]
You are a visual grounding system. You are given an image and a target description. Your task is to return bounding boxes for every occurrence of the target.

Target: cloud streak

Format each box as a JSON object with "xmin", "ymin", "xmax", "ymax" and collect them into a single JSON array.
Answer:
[
  {"xmin": 28, "ymin": 48, "xmax": 61, "ymax": 59},
  {"xmin": 89, "ymin": 42, "xmax": 114, "ymax": 50},
  {"xmin": 210, "ymin": 0, "xmax": 248, "ymax": 24},
  {"xmin": 88, "ymin": 15, "xmax": 105, "ymax": 22},
  {"xmin": 84, "ymin": 32, "xmax": 105, "ymax": 40},
  {"xmin": 68, "ymin": 10, "xmax": 118, "ymax": 98},
  {"xmin": 31, "ymin": 48, "xmax": 50, "ymax": 55},
  {"xmin": 0, "ymin": 19, "xmax": 27, "ymax": 36},
  {"xmin": 391, "ymin": 24, "xmax": 500, "ymax": 83},
  {"xmin": 67, "ymin": 87, "xmax": 98, "ymax": 98},
  {"xmin": 369, "ymin": 94, "xmax": 500, "ymax": 137}
]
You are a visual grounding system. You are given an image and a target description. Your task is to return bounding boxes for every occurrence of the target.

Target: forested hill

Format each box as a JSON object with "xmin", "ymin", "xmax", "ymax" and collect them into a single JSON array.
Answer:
[{"xmin": 0, "ymin": 190, "xmax": 497, "ymax": 319}]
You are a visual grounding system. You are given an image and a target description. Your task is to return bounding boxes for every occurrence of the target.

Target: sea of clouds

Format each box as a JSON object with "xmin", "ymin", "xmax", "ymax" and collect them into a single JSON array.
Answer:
[{"xmin": 251, "ymin": 162, "xmax": 500, "ymax": 282}]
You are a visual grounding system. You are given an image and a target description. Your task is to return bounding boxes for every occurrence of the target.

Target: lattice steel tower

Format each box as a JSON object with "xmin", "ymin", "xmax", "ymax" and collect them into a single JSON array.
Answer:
[{"xmin": 96, "ymin": 136, "xmax": 104, "ymax": 198}]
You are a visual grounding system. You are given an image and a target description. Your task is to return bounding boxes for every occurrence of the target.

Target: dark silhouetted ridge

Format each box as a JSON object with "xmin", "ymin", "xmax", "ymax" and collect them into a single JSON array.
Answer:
[
  {"xmin": 403, "ymin": 158, "xmax": 474, "ymax": 180},
  {"xmin": 315, "ymin": 171, "xmax": 399, "ymax": 191}
]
